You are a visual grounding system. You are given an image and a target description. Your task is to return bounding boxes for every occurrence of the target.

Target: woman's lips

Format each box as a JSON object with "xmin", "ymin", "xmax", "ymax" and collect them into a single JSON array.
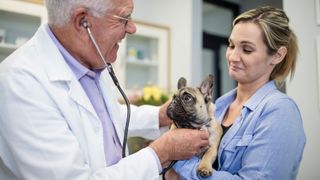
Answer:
[{"xmin": 229, "ymin": 64, "xmax": 243, "ymax": 71}]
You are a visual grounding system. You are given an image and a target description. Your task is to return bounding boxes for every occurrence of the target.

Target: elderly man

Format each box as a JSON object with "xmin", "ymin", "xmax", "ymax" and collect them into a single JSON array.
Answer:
[{"xmin": 0, "ymin": 0, "xmax": 209, "ymax": 179}]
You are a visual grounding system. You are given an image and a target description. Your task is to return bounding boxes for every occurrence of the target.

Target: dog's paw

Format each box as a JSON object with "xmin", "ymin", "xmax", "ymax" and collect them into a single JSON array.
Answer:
[{"xmin": 197, "ymin": 166, "xmax": 212, "ymax": 177}]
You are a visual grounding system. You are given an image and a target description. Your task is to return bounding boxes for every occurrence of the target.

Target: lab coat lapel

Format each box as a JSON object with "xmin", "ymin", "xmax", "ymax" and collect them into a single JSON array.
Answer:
[
  {"xmin": 28, "ymin": 24, "xmax": 106, "ymax": 168},
  {"xmin": 68, "ymin": 81, "xmax": 99, "ymax": 120},
  {"xmin": 35, "ymin": 24, "xmax": 99, "ymax": 121}
]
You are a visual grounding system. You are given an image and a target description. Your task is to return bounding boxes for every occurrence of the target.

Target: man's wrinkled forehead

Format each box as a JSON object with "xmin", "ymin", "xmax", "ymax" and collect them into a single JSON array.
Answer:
[{"xmin": 110, "ymin": 0, "xmax": 133, "ymax": 14}]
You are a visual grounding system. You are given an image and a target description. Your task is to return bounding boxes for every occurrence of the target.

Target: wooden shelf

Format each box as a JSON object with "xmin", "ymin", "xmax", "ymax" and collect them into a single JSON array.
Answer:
[
  {"xmin": 18, "ymin": 0, "xmax": 44, "ymax": 5},
  {"xmin": 126, "ymin": 59, "xmax": 158, "ymax": 67}
]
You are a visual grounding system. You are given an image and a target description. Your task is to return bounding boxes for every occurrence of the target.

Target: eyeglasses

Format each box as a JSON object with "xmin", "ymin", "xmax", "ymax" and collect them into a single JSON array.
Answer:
[{"xmin": 113, "ymin": 14, "xmax": 132, "ymax": 26}]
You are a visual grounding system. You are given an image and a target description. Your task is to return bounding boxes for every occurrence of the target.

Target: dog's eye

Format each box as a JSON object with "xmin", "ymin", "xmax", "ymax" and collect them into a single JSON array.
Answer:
[{"xmin": 183, "ymin": 94, "xmax": 193, "ymax": 102}]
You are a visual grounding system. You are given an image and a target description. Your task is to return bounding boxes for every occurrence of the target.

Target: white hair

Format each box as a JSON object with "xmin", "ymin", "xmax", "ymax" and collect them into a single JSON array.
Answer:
[{"xmin": 44, "ymin": 0, "xmax": 114, "ymax": 27}]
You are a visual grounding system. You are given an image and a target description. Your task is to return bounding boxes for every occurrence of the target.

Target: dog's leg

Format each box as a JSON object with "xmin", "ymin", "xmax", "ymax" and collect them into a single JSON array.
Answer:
[
  {"xmin": 170, "ymin": 124, "xmax": 177, "ymax": 130},
  {"xmin": 197, "ymin": 120, "xmax": 222, "ymax": 177}
]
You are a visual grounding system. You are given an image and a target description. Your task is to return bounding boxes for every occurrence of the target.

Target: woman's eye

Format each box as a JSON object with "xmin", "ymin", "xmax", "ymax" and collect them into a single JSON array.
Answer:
[
  {"xmin": 243, "ymin": 46, "xmax": 253, "ymax": 53},
  {"xmin": 243, "ymin": 49, "xmax": 252, "ymax": 53}
]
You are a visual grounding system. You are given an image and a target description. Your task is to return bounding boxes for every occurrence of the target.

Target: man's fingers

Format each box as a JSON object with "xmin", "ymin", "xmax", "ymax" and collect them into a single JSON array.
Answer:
[
  {"xmin": 198, "ymin": 139, "xmax": 210, "ymax": 149},
  {"xmin": 198, "ymin": 129, "xmax": 210, "ymax": 139}
]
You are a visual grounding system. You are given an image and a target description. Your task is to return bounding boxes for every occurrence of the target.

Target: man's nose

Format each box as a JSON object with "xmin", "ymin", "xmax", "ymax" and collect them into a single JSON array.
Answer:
[{"xmin": 126, "ymin": 21, "xmax": 136, "ymax": 34}]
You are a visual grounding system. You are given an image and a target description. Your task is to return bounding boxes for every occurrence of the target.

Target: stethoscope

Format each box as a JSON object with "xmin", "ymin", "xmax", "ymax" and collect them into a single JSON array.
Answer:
[{"xmin": 81, "ymin": 20, "xmax": 131, "ymax": 158}]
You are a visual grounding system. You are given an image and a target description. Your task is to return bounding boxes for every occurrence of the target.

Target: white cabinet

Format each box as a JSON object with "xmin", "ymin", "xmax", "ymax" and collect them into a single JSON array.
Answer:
[
  {"xmin": 0, "ymin": 0, "xmax": 47, "ymax": 62},
  {"xmin": 115, "ymin": 21, "xmax": 170, "ymax": 92}
]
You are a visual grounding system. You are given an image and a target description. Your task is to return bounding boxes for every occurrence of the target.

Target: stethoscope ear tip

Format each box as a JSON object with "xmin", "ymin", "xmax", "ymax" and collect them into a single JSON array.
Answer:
[{"xmin": 81, "ymin": 20, "xmax": 89, "ymax": 29}]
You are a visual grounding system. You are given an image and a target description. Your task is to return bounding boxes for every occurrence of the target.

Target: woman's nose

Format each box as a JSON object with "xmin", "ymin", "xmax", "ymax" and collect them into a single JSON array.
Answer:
[{"xmin": 227, "ymin": 49, "xmax": 240, "ymax": 62}]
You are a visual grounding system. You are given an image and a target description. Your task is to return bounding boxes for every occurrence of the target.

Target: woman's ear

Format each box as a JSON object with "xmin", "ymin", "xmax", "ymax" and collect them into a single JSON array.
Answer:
[{"xmin": 271, "ymin": 46, "xmax": 287, "ymax": 65}]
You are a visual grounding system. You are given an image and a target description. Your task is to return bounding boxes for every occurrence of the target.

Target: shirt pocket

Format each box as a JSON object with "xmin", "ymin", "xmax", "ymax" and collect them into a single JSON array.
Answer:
[
  {"xmin": 221, "ymin": 135, "xmax": 253, "ymax": 172},
  {"xmin": 236, "ymin": 134, "xmax": 253, "ymax": 146}
]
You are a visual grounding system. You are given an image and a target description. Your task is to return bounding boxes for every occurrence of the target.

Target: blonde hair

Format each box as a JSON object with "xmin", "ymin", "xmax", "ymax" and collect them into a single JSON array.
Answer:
[{"xmin": 233, "ymin": 6, "xmax": 298, "ymax": 85}]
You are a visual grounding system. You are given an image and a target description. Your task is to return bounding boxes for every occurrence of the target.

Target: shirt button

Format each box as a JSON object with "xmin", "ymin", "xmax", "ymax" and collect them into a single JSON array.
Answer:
[{"xmin": 94, "ymin": 127, "xmax": 100, "ymax": 133}]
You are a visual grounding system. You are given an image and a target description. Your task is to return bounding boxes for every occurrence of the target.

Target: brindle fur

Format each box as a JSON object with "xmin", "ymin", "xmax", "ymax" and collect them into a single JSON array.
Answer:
[{"xmin": 167, "ymin": 74, "xmax": 222, "ymax": 177}]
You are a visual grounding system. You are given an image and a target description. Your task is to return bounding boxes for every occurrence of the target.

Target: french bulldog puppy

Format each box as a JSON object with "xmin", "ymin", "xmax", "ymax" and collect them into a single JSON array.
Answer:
[{"xmin": 167, "ymin": 74, "xmax": 222, "ymax": 177}]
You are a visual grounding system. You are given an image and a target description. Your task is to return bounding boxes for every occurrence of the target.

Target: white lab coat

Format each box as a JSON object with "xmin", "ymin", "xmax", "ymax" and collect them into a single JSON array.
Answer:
[{"xmin": 0, "ymin": 24, "xmax": 162, "ymax": 180}]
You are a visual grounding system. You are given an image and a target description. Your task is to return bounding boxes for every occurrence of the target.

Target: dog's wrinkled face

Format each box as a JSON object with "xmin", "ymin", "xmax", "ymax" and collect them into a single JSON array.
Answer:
[{"xmin": 167, "ymin": 75, "xmax": 214, "ymax": 129}]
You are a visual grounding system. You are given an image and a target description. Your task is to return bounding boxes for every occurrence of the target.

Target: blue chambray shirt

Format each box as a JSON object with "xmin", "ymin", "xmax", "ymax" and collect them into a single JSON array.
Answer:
[{"xmin": 173, "ymin": 80, "xmax": 306, "ymax": 180}]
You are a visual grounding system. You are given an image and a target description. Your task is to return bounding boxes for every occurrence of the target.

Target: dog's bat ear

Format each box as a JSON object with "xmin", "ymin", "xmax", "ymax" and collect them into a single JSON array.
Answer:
[
  {"xmin": 200, "ymin": 74, "xmax": 214, "ymax": 101},
  {"xmin": 178, "ymin": 77, "xmax": 187, "ymax": 89}
]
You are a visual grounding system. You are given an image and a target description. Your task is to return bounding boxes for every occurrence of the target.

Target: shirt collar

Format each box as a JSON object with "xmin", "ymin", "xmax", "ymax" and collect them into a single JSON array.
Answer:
[
  {"xmin": 215, "ymin": 80, "xmax": 278, "ymax": 113},
  {"xmin": 243, "ymin": 80, "xmax": 277, "ymax": 111},
  {"xmin": 215, "ymin": 88, "xmax": 235, "ymax": 119},
  {"xmin": 45, "ymin": 24, "xmax": 92, "ymax": 80}
]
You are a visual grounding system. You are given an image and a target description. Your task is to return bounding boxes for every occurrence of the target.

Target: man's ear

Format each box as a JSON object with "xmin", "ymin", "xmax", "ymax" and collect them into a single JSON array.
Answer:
[
  {"xmin": 72, "ymin": 7, "xmax": 89, "ymax": 39},
  {"xmin": 271, "ymin": 46, "xmax": 287, "ymax": 65}
]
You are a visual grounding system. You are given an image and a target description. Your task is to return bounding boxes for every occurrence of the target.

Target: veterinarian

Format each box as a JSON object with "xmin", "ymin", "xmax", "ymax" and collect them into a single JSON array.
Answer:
[
  {"xmin": 0, "ymin": 0, "xmax": 210, "ymax": 179},
  {"xmin": 172, "ymin": 6, "xmax": 306, "ymax": 180}
]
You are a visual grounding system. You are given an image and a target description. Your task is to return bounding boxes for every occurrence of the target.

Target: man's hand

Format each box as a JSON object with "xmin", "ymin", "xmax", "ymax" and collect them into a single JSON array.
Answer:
[
  {"xmin": 149, "ymin": 129, "xmax": 209, "ymax": 165},
  {"xmin": 164, "ymin": 169, "xmax": 181, "ymax": 180},
  {"xmin": 159, "ymin": 99, "xmax": 172, "ymax": 127}
]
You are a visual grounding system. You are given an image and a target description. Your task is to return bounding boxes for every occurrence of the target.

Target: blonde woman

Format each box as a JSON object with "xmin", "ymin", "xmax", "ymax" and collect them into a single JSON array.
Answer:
[{"xmin": 172, "ymin": 6, "xmax": 306, "ymax": 180}]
